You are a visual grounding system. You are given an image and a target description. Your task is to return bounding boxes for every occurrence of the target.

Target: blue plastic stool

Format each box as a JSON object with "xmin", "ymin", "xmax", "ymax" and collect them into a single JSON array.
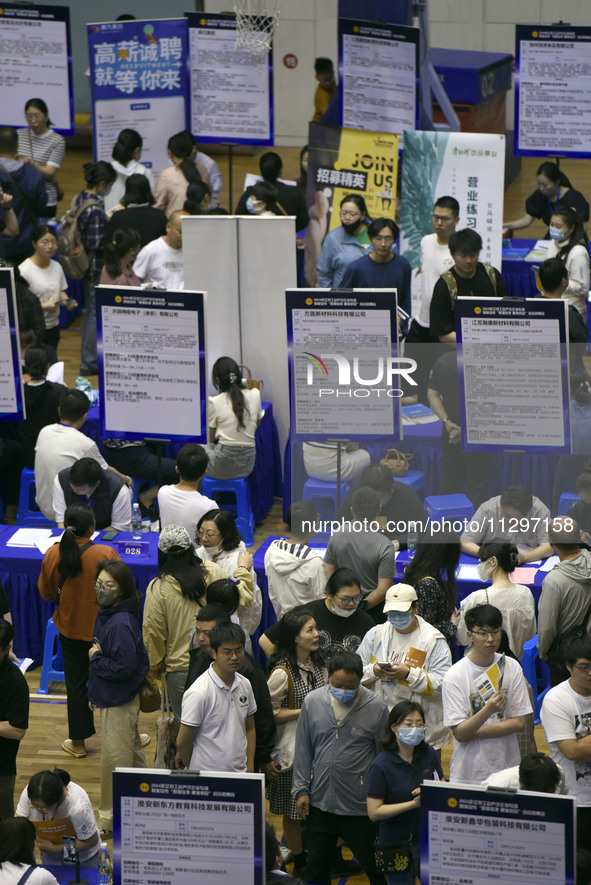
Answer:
[
  {"xmin": 393, "ymin": 470, "xmax": 425, "ymax": 494},
  {"xmin": 521, "ymin": 634, "xmax": 552, "ymax": 724},
  {"xmin": 424, "ymin": 494, "xmax": 474, "ymax": 525},
  {"xmin": 37, "ymin": 618, "xmax": 65, "ymax": 694},
  {"xmin": 201, "ymin": 477, "xmax": 255, "ymax": 546},
  {"xmin": 302, "ymin": 478, "xmax": 351, "ymax": 521},
  {"xmin": 17, "ymin": 468, "xmax": 52, "ymax": 526},
  {"xmin": 558, "ymin": 492, "xmax": 579, "ymax": 515}
]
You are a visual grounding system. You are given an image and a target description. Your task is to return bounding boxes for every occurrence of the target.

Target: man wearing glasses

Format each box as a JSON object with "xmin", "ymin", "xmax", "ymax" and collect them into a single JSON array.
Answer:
[
  {"xmin": 442, "ymin": 603, "xmax": 531, "ymax": 784},
  {"xmin": 176, "ymin": 622, "xmax": 257, "ymax": 772}
]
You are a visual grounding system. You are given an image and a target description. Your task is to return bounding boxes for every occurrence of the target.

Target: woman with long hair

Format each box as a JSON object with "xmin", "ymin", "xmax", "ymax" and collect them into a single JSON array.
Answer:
[
  {"xmin": 38, "ymin": 503, "xmax": 121, "ymax": 758},
  {"xmin": 546, "ymin": 207, "xmax": 591, "ymax": 315},
  {"xmin": 154, "ymin": 130, "xmax": 211, "ymax": 218},
  {"xmin": 316, "ymin": 193, "xmax": 371, "ymax": 287},
  {"xmin": 99, "ymin": 227, "xmax": 141, "ymax": 286},
  {"xmin": 19, "ymin": 225, "xmax": 73, "ymax": 351},
  {"xmin": 266, "ymin": 607, "xmax": 327, "ymax": 875},
  {"xmin": 17, "ymin": 97, "xmax": 65, "ymax": 217},
  {"xmin": 88, "ymin": 560, "xmax": 149, "ymax": 836},
  {"xmin": 403, "ymin": 533, "xmax": 461, "ymax": 655},
  {"xmin": 0, "ymin": 817, "xmax": 59, "ymax": 884},
  {"xmin": 105, "ymin": 128, "xmax": 155, "ymax": 213},
  {"xmin": 104, "ymin": 173, "xmax": 167, "ymax": 248},
  {"xmin": 142, "ymin": 524, "xmax": 253, "ymax": 720},
  {"xmin": 183, "ymin": 180, "xmax": 213, "ymax": 215},
  {"xmin": 504, "ymin": 160, "xmax": 589, "ymax": 235},
  {"xmin": 206, "ymin": 356, "xmax": 264, "ymax": 479}
]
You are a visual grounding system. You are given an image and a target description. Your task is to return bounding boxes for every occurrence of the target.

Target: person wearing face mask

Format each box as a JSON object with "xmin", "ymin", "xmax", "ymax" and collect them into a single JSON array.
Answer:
[
  {"xmin": 544, "ymin": 207, "xmax": 591, "ymax": 317},
  {"xmin": 366, "ymin": 701, "xmax": 443, "ymax": 884},
  {"xmin": 88, "ymin": 560, "xmax": 149, "ymax": 836},
  {"xmin": 245, "ymin": 180, "xmax": 278, "ymax": 217},
  {"xmin": 316, "ymin": 193, "xmax": 372, "ymax": 287},
  {"xmin": 357, "ymin": 584, "xmax": 452, "ymax": 753},
  {"xmin": 293, "ymin": 651, "xmax": 389, "ymax": 885}
]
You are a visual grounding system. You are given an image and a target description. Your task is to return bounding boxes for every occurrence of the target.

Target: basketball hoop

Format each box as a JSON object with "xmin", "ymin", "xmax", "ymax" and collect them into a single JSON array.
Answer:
[{"xmin": 233, "ymin": 0, "xmax": 280, "ymax": 58}]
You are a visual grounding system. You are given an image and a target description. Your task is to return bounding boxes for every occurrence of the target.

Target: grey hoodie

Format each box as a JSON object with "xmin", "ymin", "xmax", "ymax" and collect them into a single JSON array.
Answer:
[{"xmin": 538, "ymin": 549, "xmax": 591, "ymax": 657}]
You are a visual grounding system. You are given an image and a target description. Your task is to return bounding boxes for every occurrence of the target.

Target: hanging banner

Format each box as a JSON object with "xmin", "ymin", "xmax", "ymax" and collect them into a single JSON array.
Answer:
[
  {"xmin": 87, "ymin": 18, "xmax": 189, "ymax": 177},
  {"xmin": 0, "ymin": 268, "xmax": 25, "ymax": 421},
  {"xmin": 0, "ymin": 3, "xmax": 74, "ymax": 135},
  {"xmin": 338, "ymin": 18, "xmax": 419, "ymax": 138},
  {"xmin": 400, "ymin": 130, "xmax": 505, "ymax": 272},
  {"xmin": 515, "ymin": 25, "xmax": 591, "ymax": 158},
  {"xmin": 187, "ymin": 13, "xmax": 273, "ymax": 145}
]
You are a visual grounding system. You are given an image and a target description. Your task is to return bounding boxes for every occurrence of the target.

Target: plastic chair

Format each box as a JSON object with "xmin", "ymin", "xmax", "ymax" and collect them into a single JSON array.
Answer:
[
  {"xmin": 17, "ymin": 468, "xmax": 53, "ymax": 526},
  {"xmin": 424, "ymin": 494, "xmax": 474, "ymax": 524},
  {"xmin": 393, "ymin": 470, "xmax": 425, "ymax": 494},
  {"xmin": 201, "ymin": 476, "xmax": 255, "ymax": 546},
  {"xmin": 558, "ymin": 492, "xmax": 579, "ymax": 516},
  {"xmin": 37, "ymin": 618, "xmax": 65, "ymax": 694},
  {"xmin": 521, "ymin": 634, "xmax": 552, "ymax": 724},
  {"xmin": 302, "ymin": 478, "xmax": 351, "ymax": 521}
]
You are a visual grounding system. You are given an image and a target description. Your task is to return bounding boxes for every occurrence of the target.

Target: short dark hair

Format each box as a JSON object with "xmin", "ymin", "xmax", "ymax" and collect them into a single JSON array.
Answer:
[
  {"xmin": 206, "ymin": 578, "xmax": 240, "ymax": 615},
  {"xmin": 59, "ymin": 389, "xmax": 91, "ymax": 423},
  {"xmin": 518, "ymin": 753, "xmax": 560, "ymax": 793},
  {"xmin": 328, "ymin": 650, "xmax": 362, "ymax": 678},
  {"xmin": 500, "ymin": 486, "xmax": 533, "ymax": 515},
  {"xmin": 340, "ymin": 193, "xmax": 369, "ymax": 218},
  {"xmin": 286, "ymin": 500, "xmax": 318, "ymax": 535},
  {"xmin": 465, "ymin": 604, "xmax": 502, "ymax": 632},
  {"xmin": 252, "ymin": 180, "xmax": 278, "ymax": 207},
  {"xmin": 434, "ymin": 195, "xmax": 459, "ymax": 217},
  {"xmin": 449, "ymin": 228, "xmax": 482, "ymax": 255},
  {"xmin": 548, "ymin": 516, "xmax": 581, "ymax": 551},
  {"xmin": 209, "ymin": 622, "xmax": 245, "ymax": 652},
  {"xmin": 564, "ymin": 636, "xmax": 591, "ymax": 668},
  {"xmin": 0, "ymin": 618, "xmax": 15, "ymax": 652},
  {"xmin": 539, "ymin": 257, "xmax": 568, "ymax": 292},
  {"xmin": 351, "ymin": 486, "xmax": 380, "ymax": 521},
  {"xmin": 0, "ymin": 126, "xmax": 18, "ymax": 153},
  {"xmin": 32, "ymin": 224, "xmax": 57, "ymax": 245},
  {"xmin": 368, "ymin": 217, "xmax": 399, "ymax": 241},
  {"xmin": 121, "ymin": 173, "xmax": 155, "ymax": 207},
  {"xmin": 196, "ymin": 509, "xmax": 241, "ymax": 551},
  {"xmin": 379, "ymin": 700, "xmax": 426, "ymax": 750},
  {"xmin": 196, "ymin": 603, "xmax": 230, "ymax": 625},
  {"xmin": 23, "ymin": 345, "xmax": 49, "ymax": 378},
  {"xmin": 69, "ymin": 457, "xmax": 102, "ymax": 487},
  {"xmin": 325, "ymin": 567, "xmax": 361, "ymax": 598},
  {"xmin": 359, "ymin": 464, "xmax": 394, "ymax": 494},
  {"xmin": 176, "ymin": 443, "xmax": 208, "ymax": 481},
  {"xmin": 315, "ymin": 57, "xmax": 334, "ymax": 75}
]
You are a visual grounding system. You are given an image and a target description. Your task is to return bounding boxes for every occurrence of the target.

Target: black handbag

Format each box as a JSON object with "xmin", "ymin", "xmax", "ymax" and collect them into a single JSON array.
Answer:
[{"xmin": 374, "ymin": 837, "xmax": 415, "ymax": 875}]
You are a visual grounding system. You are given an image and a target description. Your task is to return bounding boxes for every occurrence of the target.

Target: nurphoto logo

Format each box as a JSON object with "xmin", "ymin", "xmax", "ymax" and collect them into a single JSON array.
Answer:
[{"xmin": 301, "ymin": 352, "xmax": 417, "ymax": 398}]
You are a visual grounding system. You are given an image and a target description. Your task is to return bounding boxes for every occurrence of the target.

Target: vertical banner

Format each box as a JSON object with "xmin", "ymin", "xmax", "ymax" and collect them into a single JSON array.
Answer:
[
  {"xmin": 338, "ymin": 18, "xmax": 419, "ymax": 138},
  {"xmin": 515, "ymin": 25, "xmax": 591, "ymax": 158},
  {"xmin": 400, "ymin": 130, "xmax": 505, "ymax": 271},
  {"xmin": 87, "ymin": 18, "xmax": 189, "ymax": 177},
  {"xmin": 113, "ymin": 768, "xmax": 265, "ymax": 885},
  {"xmin": 0, "ymin": 267, "xmax": 24, "ymax": 421},
  {"xmin": 96, "ymin": 286, "xmax": 206, "ymax": 442},
  {"xmin": 187, "ymin": 13, "xmax": 273, "ymax": 145},
  {"xmin": 0, "ymin": 4, "xmax": 74, "ymax": 135},
  {"xmin": 456, "ymin": 297, "xmax": 570, "ymax": 454}
]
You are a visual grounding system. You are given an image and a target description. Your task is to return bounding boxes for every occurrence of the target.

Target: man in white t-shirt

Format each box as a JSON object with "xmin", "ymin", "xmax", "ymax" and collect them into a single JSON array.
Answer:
[
  {"xmin": 541, "ymin": 635, "xmax": 591, "ymax": 846},
  {"xmin": 176, "ymin": 622, "xmax": 257, "ymax": 772},
  {"xmin": 157, "ymin": 443, "xmax": 217, "ymax": 542},
  {"xmin": 405, "ymin": 195, "xmax": 459, "ymax": 402},
  {"xmin": 133, "ymin": 209, "xmax": 187, "ymax": 290},
  {"xmin": 442, "ymin": 603, "xmax": 531, "ymax": 784}
]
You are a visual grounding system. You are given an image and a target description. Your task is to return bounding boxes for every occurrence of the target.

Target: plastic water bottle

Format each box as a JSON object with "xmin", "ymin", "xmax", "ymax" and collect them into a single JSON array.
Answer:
[
  {"xmin": 75, "ymin": 376, "xmax": 92, "ymax": 403},
  {"xmin": 98, "ymin": 842, "xmax": 111, "ymax": 884},
  {"xmin": 407, "ymin": 529, "xmax": 418, "ymax": 559},
  {"xmin": 131, "ymin": 502, "xmax": 143, "ymax": 537}
]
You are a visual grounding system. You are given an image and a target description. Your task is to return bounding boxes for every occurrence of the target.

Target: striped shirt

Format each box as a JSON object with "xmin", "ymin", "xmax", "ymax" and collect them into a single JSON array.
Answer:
[{"xmin": 17, "ymin": 127, "xmax": 65, "ymax": 207}]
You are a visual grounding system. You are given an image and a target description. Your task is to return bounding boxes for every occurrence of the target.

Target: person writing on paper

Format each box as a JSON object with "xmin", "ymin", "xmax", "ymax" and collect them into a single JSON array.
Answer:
[
  {"xmin": 0, "ymin": 818, "xmax": 59, "ymax": 885},
  {"xmin": 340, "ymin": 218, "xmax": 412, "ymax": 317},
  {"xmin": 53, "ymin": 458, "xmax": 132, "ymax": 532},
  {"xmin": 16, "ymin": 768, "xmax": 99, "ymax": 865},
  {"xmin": 442, "ymin": 604, "xmax": 531, "ymax": 785},
  {"xmin": 460, "ymin": 485, "xmax": 553, "ymax": 564},
  {"xmin": 544, "ymin": 208, "xmax": 591, "ymax": 317},
  {"xmin": 503, "ymin": 161, "xmax": 589, "ymax": 237}
]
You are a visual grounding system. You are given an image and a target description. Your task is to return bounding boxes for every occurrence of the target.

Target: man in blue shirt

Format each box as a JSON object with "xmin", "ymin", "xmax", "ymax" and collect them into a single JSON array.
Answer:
[{"xmin": 340, "ymin": 217, "xmax": 411, "ymax": 316}]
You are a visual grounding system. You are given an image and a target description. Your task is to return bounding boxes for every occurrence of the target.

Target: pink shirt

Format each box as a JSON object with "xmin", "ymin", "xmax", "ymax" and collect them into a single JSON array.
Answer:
[{"xmin": 99, "ymin": 265, "xmax": 142, "ymax": 287}]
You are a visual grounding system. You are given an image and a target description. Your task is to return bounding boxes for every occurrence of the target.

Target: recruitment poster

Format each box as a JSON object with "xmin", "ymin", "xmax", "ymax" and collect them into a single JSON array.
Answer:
[
  {"xmin": 96, "ymin": 286, "xmax": 206, "ymax": 441},
  {"xmin": 0, "ymin": 3, "xmax": 74, "ymax": 135},
  {"xmin": 187, "ymin": 13, "xmax": 273, "ymax": 145},
  {"xmin": 338, "ymin": 18, "xmax": 419, "ymax": 138},
  {"xmin": 515, "ymin": 25, "xmax": 591, "ymax": 158},
  {"xmin": 0, "ymin": 268, "xmax": 24, "ymax": 421},
  {"xmin": 420, "ymin": 781, "xmax": 575, "ymax": 884},
  {"xmin": 87, "ymin": 18, "xmax": 189, "ymax": 177},
  {"xmin": 455, "ymin": 297, "xmax": 570, "ymax": 454},
  {"xmin": 113, "ymin": 768, "xmax": 265, "ymax": 885},
  {"xmin": 286, "ymin": 289, "xmax": 405, "ymax": 440}
]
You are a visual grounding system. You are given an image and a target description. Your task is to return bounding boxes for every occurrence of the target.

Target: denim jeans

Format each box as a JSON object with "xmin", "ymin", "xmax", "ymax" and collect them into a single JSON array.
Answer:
[{"xmin": 205, "ymin": 443, "xmax": 256, "ymax": 479}]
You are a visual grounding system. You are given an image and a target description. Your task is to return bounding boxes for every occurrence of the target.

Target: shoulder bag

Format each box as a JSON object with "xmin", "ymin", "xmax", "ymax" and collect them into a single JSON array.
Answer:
[{"xmin": 270, "ymin": 665, "xmax": 297, "ymax": 771}]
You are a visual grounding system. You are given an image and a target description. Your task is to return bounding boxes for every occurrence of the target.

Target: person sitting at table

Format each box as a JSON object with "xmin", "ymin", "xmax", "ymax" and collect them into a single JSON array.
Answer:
[
  {"xmin": 206, "ymin": 357, "xmax": 264, "ymax": 479},
  {"xmin": 0, "ymin": 818, "xmax": 59, "ymax": 885},
  {"xmin": 0, "ymin": 620, "xmax": 28, "ymax": 821},
  {"xmin": 503, "ymin": 161, "xmax": 589, "ymax": 237},
  {"xmin": 460, "ymin": 485, "xmax": 553, "ymax": 565},
  {"xmin": 157, "ymin": 443, "xmax": 218, "ymax": 538},
  {"xmin": 568, "ymin": 471, "xmax": 591, "ymax": 545},
  {"xmin": 38, "ymin": 503, "xmax": 121, "ymax": 759},
  {"xmin": 538, "ymin": 258, "xmax": 588, "ymax": 375},
  {"xmin": 20, "ymin": 345, "xmax": 67, "ymax": 470},
  {"xmin": 53, "ymin": 457, "xmax": 132, "ymax": 532},
  {"xmin": 303, "ymin": 440, "xmax": 371, "ymax": 484},
  {"xmin": 15, "ymin": 767, "xmax": 100, "ymax": 865},
  {"xmin": 544, "ymin": 209, "xmax": 591, "ymax": 317}
]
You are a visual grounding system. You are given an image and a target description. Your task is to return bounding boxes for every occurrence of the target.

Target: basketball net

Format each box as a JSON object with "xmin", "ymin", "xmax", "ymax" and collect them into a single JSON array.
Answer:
[{"xmin": 233, "ymin": 0, "xmax": 280, "ymax": 58}]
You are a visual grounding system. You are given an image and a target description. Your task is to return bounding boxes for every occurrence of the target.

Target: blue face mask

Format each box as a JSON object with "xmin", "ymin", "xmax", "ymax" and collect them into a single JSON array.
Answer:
[
  {"xmin": 246, "ymin": 195, "xmax": 256, "ymax": 214},
  {"xmin": 548, "ymin": 226, "xmax": 565, "ymax": 241},
  {"xmin": 397, "ymin": 726, "xmax": 425, "ymax": 746},
  {"xmin": 329, "ymin": 686, "xmax": 357, "ymax": 704},
  {"xmin": 388, "ymin": 610, "xmax": 413, "ymax": 629}
]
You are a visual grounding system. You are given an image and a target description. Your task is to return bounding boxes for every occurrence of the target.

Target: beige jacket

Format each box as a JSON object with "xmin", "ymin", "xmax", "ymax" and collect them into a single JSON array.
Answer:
[{"xmin": 154, "ymin": 163, "xmax": 212, "ymax": 218}]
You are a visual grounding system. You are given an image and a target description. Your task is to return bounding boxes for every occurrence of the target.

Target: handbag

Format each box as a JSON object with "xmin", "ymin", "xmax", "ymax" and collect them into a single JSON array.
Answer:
[
  {"xmin": 139, "ymin": 671, "xmax": 161, "ymax": 713},
  {"xmin": 271, "ymin": 719, "xmax": 297, "ymax": 771},
  {"xmin": 154, "ymin": 675, "xmax": 179, "ymax": 770},
  {"xmin": 239, "ymin": 364, "xmax": 264, "ymax": 393},
  {"xmin": 374, "ymin": 838, "xmax": 415, "ymax": 875},
  {"xmin": 380, "ymin": 448, "xmax": 413, "ymax": 477}
]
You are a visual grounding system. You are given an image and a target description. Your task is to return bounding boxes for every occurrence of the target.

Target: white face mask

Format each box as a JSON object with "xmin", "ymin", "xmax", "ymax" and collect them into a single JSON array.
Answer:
[
  {"xmin": 203, "ymin": 542, "xmax": 223, "ymax": 557},
  {"xmin": 476, "ymin": 558, "xmax": 494, "ymax": 583},
  {"xmin": 330, "ymin": 599, "xmax": 356, "ymax": 618}
]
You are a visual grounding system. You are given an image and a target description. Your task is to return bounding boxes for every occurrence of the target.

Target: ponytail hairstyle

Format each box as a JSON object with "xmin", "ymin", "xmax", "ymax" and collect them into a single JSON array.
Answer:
[
  {"xmin": 112, "ymin": 129, "xmax": 143, "ymax": 167},
  {"xmin": 167, "ymin": 131, "xmax": 202, "ymax": 186},
  {"xmin": 478, "ymin": 539, "xmax": 519, "ymax": 575},
  {"xmin": 83, "ymin": 161, "xmax": 116, "ymax": 190},
  {"xmin": 212, "ymin": 356, "xmax": 246, "ymax": 429},
  {"xmin": 103, "ymin": 227, "xmax": 141, "ymax": 279},
  {"xmin": 537, "ymin": 161, "xmax": 572, "ymax": 189},
  {"xmin": 551, "ymin": 207, "xmax": 590, "ymax": 262},
  {"xmin": 58, "ymin": 504, "xmax": 96, "ymax": 581},
  {"xmin": 27, "ymin": 767, "xmax": 70, "ymax": 807},
  {"xmin": 184, "ymin": 180, "xmax": 212, "ymax": 215}
]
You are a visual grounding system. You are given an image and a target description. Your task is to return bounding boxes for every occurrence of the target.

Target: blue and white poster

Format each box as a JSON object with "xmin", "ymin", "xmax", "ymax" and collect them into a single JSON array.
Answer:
[
  {"xmin": 87, "ymin": 18, "xmax": 189, "ymax": 177},
  {"xmin": 0, "ymin": 3, "xmax": 74, "ymax": 135},
  {"xmin": 112, "ymin": 768, "xmax": 265, "ymax": 885},
  {"xmin": 96, "ymin": 286, "xmax": 206, "ymax": 442},
  {"xmin": 456, "ymin": 297, "xmax": 570, "ymax": 454},
  {"xmin": 0, "ymin": 268, "xmax": 24, "ymax": 421},
  {"xmin": 187, "ymin": 13, "xmax": 273, "ymax": 146}
]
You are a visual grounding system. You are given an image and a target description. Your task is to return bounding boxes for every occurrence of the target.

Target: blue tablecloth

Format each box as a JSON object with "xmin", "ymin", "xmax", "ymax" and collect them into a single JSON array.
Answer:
[
  {"xmin": 0, "ymin": 526, "xmax": 159, "ymax": 664},
  {"xmin": 46, "ymin": 865, "xmax": 99, "ymax": 885},
  {"xmin": 501, "ymin": 240, "xmax": 539, "ymax": 299}
]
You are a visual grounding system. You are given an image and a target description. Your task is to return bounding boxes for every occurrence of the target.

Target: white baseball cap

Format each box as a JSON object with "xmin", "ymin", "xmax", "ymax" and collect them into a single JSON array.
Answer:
[{"xmin": 383, "ymin": 583, "xmax": 418, "ymax": 613}]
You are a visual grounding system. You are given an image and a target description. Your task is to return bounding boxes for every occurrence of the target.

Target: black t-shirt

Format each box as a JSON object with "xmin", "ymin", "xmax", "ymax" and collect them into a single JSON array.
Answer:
[
  {"xmin": 264, "ymin": 597, "xmax": 375, "ymax": 663},
  {"xmin": 105, "ymin": 206, "xmax": 168, "ymax": 249},
  {"xmin": 525, "ymin": 187, "xmax": 590, "ymax": 227},
  {"xmin": 428, "ymin": 350, "xmax": 460, "ymax": 423},
  {"xmin": 0, "ymin": 655, "xmax": 29, "ymax": 775},
  {"xmin": 20, "ymin": 381, "xmax": 68, "ymax": 469},
  {"xmin": 429, "ymin": 263, "xmax": 507, "ymax": 339},
  {"xmin": 340, "ymin": 481, "xmax": 426, "ymax": 544}
]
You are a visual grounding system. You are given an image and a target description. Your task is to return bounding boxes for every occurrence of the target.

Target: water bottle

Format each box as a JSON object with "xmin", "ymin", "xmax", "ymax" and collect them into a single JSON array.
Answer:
[
  {"xmin": 98, "ymin": 842, "xmax": 111, "ymax": 884},
  {"xmin": 75, "ymin": 376, "xmax": 93, "ymax": 404},
  {"xmin": 407, "ymin": 529, "xmax": 418, "ymax": 559},
  {"xmin": 131, "ymin": 502, "xmax": 143, "ymax": 537}
]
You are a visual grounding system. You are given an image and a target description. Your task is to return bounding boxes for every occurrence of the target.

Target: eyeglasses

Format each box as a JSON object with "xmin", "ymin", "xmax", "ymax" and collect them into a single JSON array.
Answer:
[
  {"xmin": 335, "ymin": 593, "xmax": 363, "ymax": 606},
  {"xmin": 217, "ymin": 647, "xmax": 244, "ymax": 659},
  {"xmin": 94, "ymin": 580, "xmax": 117, "ymax": 592},
  {"xmin": 432, "ymin": 214, "xmax": 455, "ymax": 223},
  {"xmin": 573, "ymin": 662, "xmax": 591, "ymax": 675},
  {"xmin": 470, "ymin": 629, "xmax": 502, "ymax": 639},
  {"xmin": 26, "ymin": 113, "xmax": 45, "ymax": 121},
  {"xmin": 341, "ymin": 211, "xmax": 361, "ymax": 220},
  {"xmin": 199, "ymin": 529, "xmax": 220, "ymax": 539},
  {"xmin": 373, "ymin": 235, "xmax": 394, "ymax": 243}
]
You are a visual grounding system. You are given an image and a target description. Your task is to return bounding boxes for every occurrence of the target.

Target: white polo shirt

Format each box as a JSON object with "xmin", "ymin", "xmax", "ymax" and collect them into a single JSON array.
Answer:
[{"xmin": 181, "ymin": 664, "xmax": 257, "ymax": 772}]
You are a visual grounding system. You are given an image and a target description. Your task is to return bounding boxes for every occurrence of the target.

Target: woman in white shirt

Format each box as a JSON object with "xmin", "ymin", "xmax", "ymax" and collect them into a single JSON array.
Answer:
[
  {"xmin": 546, "ymin": 207, "xmax": 591, "ymax": 316},
  {"xmin": 19, "ymin": 225, "xmax": 73, "ymax": 351},
  {"xmin": 207, "ymin": 357, "xmax": 264, "ymax": 479},
  {"xmin": 105, "ymin": 128, "xmax": 155, "ymax": 215},
  {"xmin": 0, "ymin": 817, "xmax": 59, "ymax": 885}
]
